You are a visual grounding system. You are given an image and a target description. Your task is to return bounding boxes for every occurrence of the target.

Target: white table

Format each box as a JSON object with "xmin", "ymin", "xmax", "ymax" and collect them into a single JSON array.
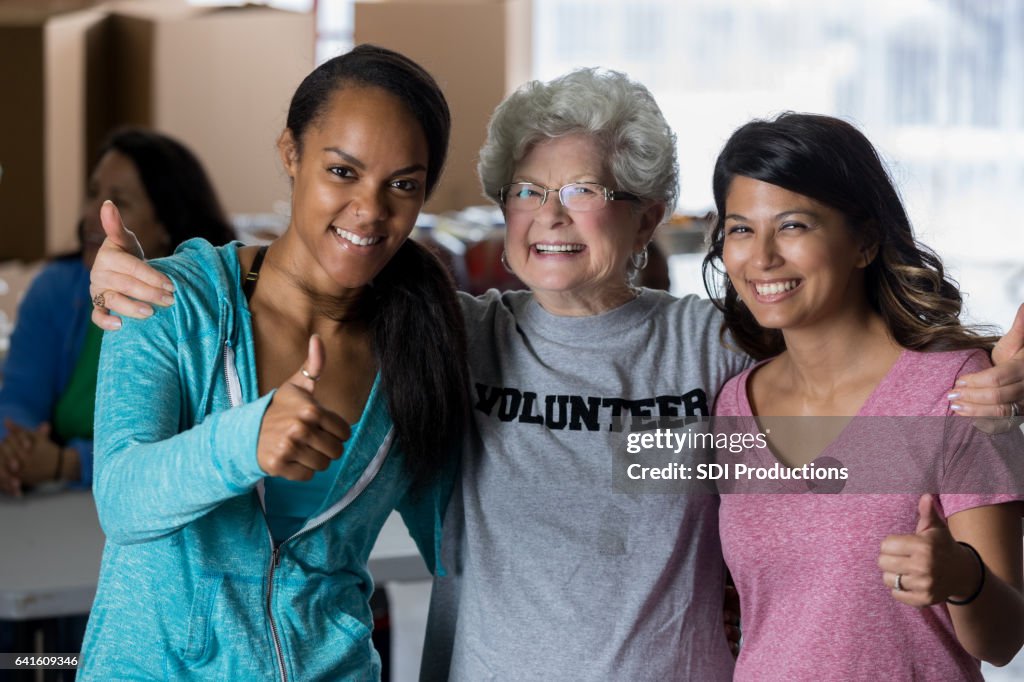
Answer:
[{"xmin": 0, "ymin": 490, "xmax": 428, "ymax": 621}]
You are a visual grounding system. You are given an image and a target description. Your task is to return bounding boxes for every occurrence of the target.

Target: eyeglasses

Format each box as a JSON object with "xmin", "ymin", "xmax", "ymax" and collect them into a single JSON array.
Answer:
[{"xmin": 499, "ymin": 182, "xmax": 639, "ymax": 213}]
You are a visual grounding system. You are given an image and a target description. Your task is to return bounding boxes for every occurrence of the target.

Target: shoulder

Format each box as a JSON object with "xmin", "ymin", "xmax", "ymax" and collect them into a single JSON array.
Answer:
[
  {"xmin": 899, "ymin": 348, "xmax": 990, "ymax": 387},
  {"xmin": 459, "ymin": 288, "xmax": 532, "ymax": 321},
  {"xmin": 875, "ymin": 348, "xmax": 988, "ymax": 416},
  {"xmin": 149, "ymin": 239, "xmax": 242, "ymax": 306},
  {"xmin": 116, "ymin": 239, "xmax": 242, "ymax": 338},
  {"xmin": 644, "ymin": 290, "xmax": 752, "ymax": 370},
  {"xmin": 714, "ymin": 363, "xmax": 762, "ymax": 416},
  {"xmin": 641, "ymin": 290, "xmax": 728, "ymax": 335}
]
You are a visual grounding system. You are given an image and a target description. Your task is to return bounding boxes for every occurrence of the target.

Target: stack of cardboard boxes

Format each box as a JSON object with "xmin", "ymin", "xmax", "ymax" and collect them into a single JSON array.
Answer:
[{"xmin": 0, "ymin": 0, "xmax": 313, "ymax": 262}]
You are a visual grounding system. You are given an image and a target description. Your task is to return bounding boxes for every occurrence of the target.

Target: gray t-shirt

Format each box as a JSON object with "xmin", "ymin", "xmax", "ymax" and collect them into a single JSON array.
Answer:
[{"xmin": 421, "ymin": 289, "xmax": 752, "ymax": 681}]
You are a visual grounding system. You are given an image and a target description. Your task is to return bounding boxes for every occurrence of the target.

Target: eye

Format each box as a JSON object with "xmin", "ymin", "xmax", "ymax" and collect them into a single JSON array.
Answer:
[
  {"xmin": 725, "ymin": 225, "xmax": 751, "ymax": 236},
  {"xmin": 515, "ymin": 184, "xmax": 542, "ymax": 199},
  {"xmin": 328, "ymin": 166, "xmax": 356, "ymax": 179},
  {"xmin": 390, "ymin": 178, "xmax": 421, "ymax": 193},
  {"xmin": 780, "ymin": 221, "xmax": 808, "ymax": 231},
  {"xmin": 566, "ymin": 184, "xmax": 596, "ymax": 196}
]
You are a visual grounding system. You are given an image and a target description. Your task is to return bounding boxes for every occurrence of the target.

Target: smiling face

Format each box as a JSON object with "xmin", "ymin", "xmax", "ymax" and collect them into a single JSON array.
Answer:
[
  {"xmin": 722, "ymin": 176, "xmax": 873, "ymax": 332},
  {"xmin": 81, "ymin": 150, "xmax": 169, "ymax": 269},
  {"xmin": 279, "ymin": 85, "xmax": 429, "ymax": 295},
  {"xmin": 503, "ymin": 134, "xmax": 662, "ymax": 315}
]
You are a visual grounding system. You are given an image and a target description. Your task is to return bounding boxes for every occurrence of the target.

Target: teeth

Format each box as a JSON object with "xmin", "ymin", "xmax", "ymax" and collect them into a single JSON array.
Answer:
[
  {"xmin": 754, "ymin": 280, "xmax": 799, "ymax": 296},
  {"xmin": 535, "ymin": 243, "xmax": 584, "ymax": 253},
  {"xmin": 334, "ymin": 227, "xmax": 382, "ymax": 247}
]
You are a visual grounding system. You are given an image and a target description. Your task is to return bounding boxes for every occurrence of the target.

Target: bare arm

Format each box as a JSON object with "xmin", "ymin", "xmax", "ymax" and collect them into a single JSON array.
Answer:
[
  {"xmin": 945, "ymin": 502, "xmax": 1024, "ymax": 666},
  {"xmin": 879, "ymin": 495, "xmax": 1024, "ymax": 666}
]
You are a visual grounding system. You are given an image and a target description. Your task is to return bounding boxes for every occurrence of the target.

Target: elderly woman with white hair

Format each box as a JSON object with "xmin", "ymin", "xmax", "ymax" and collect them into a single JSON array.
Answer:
[
  {"xmin": 420, "ymin": 68, "xmax": 752, "ymax": 680},
  {"xmin": 89, "ymin": 67, "xmax": 1024, "ymax": 680}
]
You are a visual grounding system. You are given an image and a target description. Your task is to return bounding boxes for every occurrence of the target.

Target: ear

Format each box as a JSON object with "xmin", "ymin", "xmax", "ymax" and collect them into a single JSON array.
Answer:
[
  {"xmin": 277, "ymin": 128, "xmax": 299, "ymax": 179},
  {"xmin": 634, "ymin": 201, "xmax": 666, "ymax": 251},
  {"xmin": 856, "ymin": 239, "xmax": 879, "ymax": 268}
]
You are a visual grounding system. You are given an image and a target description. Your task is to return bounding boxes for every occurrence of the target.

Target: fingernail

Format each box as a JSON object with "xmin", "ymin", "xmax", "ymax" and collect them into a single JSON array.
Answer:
[
  {"xmin": 950, "ymin": 403, "xmax": 963, "ymax": 411},
  {"xmin": 161, "ymin": 295, "xmax": 175, "ymax": 306},
  {"xmin": 138, "ymin": 306, "xmax": 154, "ymax": 318},
  {"xmin": 956, "ymin": 380, "xmax": 967, "ymax": 387},
  {"xmin": 163, "ymin": 282, "xmax": 176, "ymax": 293},
  {"xmin": 947, "ymin": 392, "xmax": 961, "ymax": 401},
  {"xmin": 103, "ymin": 199, "xmax": 112, "ymax": 207},
  {"xmin": 108, "ymin": 318, "xmax": 122, "ymax": 330}
]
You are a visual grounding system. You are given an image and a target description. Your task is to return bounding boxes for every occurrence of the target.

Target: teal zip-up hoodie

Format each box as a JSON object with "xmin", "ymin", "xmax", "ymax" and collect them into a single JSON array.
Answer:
[{"xmin": 80, "ymin": 239, "xmax": 450, "ymax": 681}]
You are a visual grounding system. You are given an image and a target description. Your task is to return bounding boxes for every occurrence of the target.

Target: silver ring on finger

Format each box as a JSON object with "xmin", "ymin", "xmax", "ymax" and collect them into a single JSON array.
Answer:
[
  {"xmin": 894, "ymin": 573, "xmax": 904, "ymax": 592},
  {"xmin": 1011, "ymin": 401, "xmax": 1021, "ymax": 418}
]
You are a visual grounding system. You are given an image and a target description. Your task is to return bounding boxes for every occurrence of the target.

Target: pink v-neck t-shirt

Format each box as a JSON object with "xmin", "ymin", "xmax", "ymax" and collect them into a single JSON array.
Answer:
[{"xmin": 715, "ymin": 349, "xmax": 1023, "ymax": 681}]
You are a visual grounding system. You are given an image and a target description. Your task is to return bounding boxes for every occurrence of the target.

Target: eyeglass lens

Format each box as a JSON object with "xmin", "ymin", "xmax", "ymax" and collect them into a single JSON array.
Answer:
[{"xmin": 503, "ymin": 183, "xmax": 607, "ymax": 211}]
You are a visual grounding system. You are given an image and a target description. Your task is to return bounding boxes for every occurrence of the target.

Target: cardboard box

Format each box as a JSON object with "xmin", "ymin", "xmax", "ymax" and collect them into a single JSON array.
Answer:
[
  {"xmin": 106, "ymin": 1, "xmax": 314, "ymax": 218},
  {"xmin": 354, "ymin": 0, "xmax": 532, "ymax": 213},
  {"xmin": 0, "ymin": 2, "xmax": 109, "ymax": 261}
]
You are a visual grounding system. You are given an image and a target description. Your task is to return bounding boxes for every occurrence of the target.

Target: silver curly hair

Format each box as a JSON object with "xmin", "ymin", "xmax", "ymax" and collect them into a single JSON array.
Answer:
[{"xmin": 478, "ymin": 68, "xmax": 679, "ymax": 216}]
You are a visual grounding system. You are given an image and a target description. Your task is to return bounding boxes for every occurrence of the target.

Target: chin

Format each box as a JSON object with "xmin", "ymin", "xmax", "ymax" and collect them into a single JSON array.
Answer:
[
  {"xmin": 747, "ymin": 313, "xmax": 793, "ymax": 331},
  {"xmin": 520, "ymin": 269, "xmax": 577, "ymax": 292}
]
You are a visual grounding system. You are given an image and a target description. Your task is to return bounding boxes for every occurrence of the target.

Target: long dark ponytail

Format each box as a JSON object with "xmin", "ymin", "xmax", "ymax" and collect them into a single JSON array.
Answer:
[{"xmin": 368, "ymin": 239, "xmax": 468, "ymax": 486}]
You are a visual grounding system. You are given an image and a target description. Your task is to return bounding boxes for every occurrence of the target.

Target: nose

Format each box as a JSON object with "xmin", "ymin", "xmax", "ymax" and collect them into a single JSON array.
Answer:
[
  {"xmin": 349, "ymin": 183, "xmax": 389, "ymax": 223},
  {"xmin": 533, "ymin": 189, "xmax": 569, "ymax": 228},
  {"xmin": 751, "ymin": 231, "xmax": 782, "ymax": 270}
]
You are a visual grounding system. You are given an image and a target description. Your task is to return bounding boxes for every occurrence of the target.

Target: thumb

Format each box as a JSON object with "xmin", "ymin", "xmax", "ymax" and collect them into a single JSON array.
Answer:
[
  {"xmin": 100, "ymin": 200, "xmax": 145, "ymax": 258},
  {"xmin": 992, "ymin": 302, "xmax": 1024, "ymax": 366},
  {"xmin": 915, "ymin": 493, "xmax": 946, "ymax": 534},
  {"xmin": 35, "ymin": 422, "xmax": 51, "ymax": 438},
  {"xmin": 290, "ymin": 334, "xmax": 325, "ymax": 394}
]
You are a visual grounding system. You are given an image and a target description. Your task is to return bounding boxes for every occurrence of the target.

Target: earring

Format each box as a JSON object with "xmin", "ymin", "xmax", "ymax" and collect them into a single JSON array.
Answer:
[
  {"xmin": 500, "ymin": 250, "xmax": 514, "ymax": 274},
  {"xmin": 630, "ymin": 245, "xmax": 649, "ymax": 271}
]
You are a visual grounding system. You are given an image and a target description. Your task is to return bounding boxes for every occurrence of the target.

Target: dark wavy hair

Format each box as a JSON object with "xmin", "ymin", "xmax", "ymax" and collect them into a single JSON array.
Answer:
[
  {"xmin": 285, "ymin": 44, "xmax": 466, "ymax": 487},
  {"xmin": 99, "ymin": 128, "xmax": 236, "ymax": 249},
  {"xmin": 702, "ymin": 112, "xmax": 997, "ymax": 360}
]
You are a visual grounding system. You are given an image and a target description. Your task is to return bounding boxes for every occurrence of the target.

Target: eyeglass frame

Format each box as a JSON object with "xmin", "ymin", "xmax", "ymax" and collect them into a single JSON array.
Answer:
[{"xmin": 499, "ymin": 181, "xmax": 640, "ymax": 212}]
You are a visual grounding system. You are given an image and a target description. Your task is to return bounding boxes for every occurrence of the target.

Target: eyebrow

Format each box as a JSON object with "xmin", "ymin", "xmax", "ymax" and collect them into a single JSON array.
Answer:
[
  {"xmin": 511, "ymin": 176, "xmax": 602, "ymax": 186},
  {"xmin": 323, "ymin": 147, "xmax": 427, "ymax": 176},
  {"xmin": 724, "ymin": 210, "xmax": 822, "ymax": 221}
]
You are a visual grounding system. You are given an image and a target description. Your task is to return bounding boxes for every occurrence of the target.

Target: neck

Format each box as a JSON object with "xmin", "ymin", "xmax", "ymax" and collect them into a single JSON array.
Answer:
[
  {"xmin": 249, "ymin": 238, "xmax": 369, "ymax": 335},
  {"xmin": 533, "ymin": 282, "xmax": 639, "ymax": 317},
  {"xmin": 776, "ymin": 306, "xmax": 902, "ymax": 397}
]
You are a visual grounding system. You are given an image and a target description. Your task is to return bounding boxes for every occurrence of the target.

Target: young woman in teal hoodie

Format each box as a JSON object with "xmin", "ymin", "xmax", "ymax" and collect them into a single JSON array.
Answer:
[{"xmin": 78, "ymin": 45, "xmax": 468, "ymax": 680}]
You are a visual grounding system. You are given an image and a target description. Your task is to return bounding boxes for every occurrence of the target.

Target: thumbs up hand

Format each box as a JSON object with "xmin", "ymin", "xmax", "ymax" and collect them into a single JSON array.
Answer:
[
  {"xmin": 256, "ymin": 335, "xmax": 351, "ymax": 481},
  {"xmin": 90, "ymin": 199, "xmax": 176, "ymax": 330},
  {"xmin": 877, "ymin": 494, "xmax": 982, "ymax": 607}
]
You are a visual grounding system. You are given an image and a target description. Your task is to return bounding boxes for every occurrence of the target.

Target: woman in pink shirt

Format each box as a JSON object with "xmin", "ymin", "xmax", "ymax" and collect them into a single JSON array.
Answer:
[{"xmin": 704, "ymin": 112, "xmax": 1024, "ymax": 679}]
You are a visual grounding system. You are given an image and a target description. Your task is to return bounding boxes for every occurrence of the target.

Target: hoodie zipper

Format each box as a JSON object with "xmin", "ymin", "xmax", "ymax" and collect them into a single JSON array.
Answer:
[
  {"xmin": 267, "ymin": 544, "xmax": 287, "ymax": 682},
  {"xmin": 224, "ymin": 342, "xmax": 287, "ymax": 682},
  {"xmin": 224, "ymin": 341, "xmax": 392, "ymax": 682},
  {"xmin": 222, "ymin": 343, "xmax": 242, "ymax": 409}
]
